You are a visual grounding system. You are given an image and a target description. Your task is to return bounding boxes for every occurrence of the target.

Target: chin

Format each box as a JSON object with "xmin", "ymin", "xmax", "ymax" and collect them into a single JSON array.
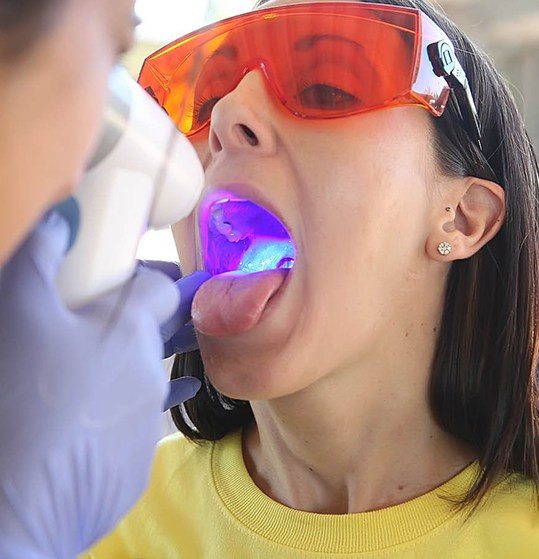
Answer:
[{"xmin": 199, "ymin": 338, "xmax": 304, "ymax": 401}]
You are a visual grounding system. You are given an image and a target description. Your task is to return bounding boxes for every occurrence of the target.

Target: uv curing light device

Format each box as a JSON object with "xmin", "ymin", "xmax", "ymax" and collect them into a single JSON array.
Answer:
[{"xmin": 56, "ymin": 67, "xmax": 204, "ymax": 309}]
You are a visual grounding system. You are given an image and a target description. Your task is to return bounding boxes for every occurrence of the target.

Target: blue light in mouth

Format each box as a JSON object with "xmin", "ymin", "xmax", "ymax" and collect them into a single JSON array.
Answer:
[
  {"xmin": 238, "ymin": 236, "xmax": 296, "ymax": 273},
  {"xmin": 200, "ymin": 193, "xmax": 297, "ymax": 276}
]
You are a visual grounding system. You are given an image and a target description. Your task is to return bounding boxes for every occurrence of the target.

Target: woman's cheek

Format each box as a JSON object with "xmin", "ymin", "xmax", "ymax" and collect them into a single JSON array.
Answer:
[
  {"xmin": 191, "ymin": 139, "xmax": 211, "ymax": 169},
  {"xmin": 172, "ymin": 213, "xmax": 198, "ymax": 274}
]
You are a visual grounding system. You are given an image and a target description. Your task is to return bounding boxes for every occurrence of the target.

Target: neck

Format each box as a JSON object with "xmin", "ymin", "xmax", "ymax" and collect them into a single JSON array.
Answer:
[{"xmin": 243, "ymin": 303, "xmax": 477, "ymax": 514}]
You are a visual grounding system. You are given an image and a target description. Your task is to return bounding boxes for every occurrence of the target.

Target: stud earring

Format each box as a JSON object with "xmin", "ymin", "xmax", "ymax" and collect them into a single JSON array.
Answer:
[{"xmin": 438, "ymin": 241, "xmax": 453, "ymax": 256}]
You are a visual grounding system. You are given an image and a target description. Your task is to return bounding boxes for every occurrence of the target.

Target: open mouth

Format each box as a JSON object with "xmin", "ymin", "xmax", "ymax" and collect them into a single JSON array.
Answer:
[
  {"xmin": 192, "ymin": 190, "xmax": 296, "ymax": 337},
  {"xmin": 199, "ymin": 191, "xmax": 296, "ymax": 276}
]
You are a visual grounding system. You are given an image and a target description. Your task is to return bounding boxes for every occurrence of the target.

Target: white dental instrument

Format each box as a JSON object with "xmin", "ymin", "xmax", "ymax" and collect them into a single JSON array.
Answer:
[{"xmin": 56, "ymin": 66, "xmax": 204, "ymax": 309}]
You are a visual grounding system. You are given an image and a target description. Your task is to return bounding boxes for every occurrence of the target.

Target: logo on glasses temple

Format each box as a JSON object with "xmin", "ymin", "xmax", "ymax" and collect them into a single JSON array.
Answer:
[
  {"xmin": 428, "ymin": 40, "xmax": 467, "ymax": 86},
  {"xmin": 427, "ymin": 39, "xmax": 483, "ymax": 150},
  {"xmin": 435, "ymin": 41, "xmax": 456, "ymax": 75}
]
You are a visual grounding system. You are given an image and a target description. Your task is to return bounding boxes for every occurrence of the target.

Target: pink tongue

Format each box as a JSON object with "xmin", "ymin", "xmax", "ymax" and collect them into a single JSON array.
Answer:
[{"xmin": 192, "ymin": 269, "xmax": 289, "ymax": 337}]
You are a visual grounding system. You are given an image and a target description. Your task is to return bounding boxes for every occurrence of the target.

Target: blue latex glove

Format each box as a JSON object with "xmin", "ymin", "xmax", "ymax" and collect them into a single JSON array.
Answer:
[
  {"xmin": 137, "ymin": 261, "xmax": 210, "ymax": 411},
  {"xmin": 0, "ymin": 213, "xmax": 202, "ymax": 559},
  {"xmin": 138, "ymin": 260, "xmax": 210, "ymax": 358}
]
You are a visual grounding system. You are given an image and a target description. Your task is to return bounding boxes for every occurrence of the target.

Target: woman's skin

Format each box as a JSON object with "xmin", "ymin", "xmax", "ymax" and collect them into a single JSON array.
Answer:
[
  {"xmin": 0, "ymin": 0, "xmax": 137, "ymax": 265},
  {"xmin": 174, "ymin": 0, "xmax": 506, "ymax": 514}
]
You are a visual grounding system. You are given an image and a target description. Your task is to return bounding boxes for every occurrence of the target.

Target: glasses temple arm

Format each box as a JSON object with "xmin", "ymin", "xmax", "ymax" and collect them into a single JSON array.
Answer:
[{"xmin": 427, "ymin": 40, "xmax": 483, "ymax": 151}]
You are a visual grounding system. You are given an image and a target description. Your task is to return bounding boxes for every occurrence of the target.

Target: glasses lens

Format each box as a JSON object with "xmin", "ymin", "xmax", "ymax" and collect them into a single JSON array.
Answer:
[
  {"xmin": 141, "ymin": 4, "xmax": 455, "ymax": 135},
  {"xmin": 274, "ymin": 13, "xmax": 417, "ymax": 119}
]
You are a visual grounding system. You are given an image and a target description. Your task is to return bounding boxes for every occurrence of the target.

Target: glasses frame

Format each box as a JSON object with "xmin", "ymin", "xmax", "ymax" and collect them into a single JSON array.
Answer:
[{"xmin": 138, "ymin": 2, "xmax": 483, "ymax": 149}]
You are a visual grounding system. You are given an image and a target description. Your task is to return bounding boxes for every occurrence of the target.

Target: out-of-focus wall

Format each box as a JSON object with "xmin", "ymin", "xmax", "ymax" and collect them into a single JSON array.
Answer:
[
  {"xmin": 440, "ymin": 0, "xmax": 539, "ymax": 148},
  {"xmin": 123, "ymin": 42, "xmax": 157, "ymax": 80}
]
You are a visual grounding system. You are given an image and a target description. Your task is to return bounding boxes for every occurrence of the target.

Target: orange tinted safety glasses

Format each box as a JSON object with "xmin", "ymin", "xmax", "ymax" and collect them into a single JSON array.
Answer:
[{"xmin": 138, "ymin": 2, "xmax": 482, "ymax": 147}]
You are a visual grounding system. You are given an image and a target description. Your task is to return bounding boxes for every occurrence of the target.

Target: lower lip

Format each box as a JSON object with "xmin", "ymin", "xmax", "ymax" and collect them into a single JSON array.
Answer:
[{"xmin": 254, "ymin": 264, "xmax": 295, "ymax": 330}]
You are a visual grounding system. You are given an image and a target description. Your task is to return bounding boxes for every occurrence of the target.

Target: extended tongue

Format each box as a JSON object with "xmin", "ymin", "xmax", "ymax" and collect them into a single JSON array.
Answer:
[{"xmin": 192, "ymin": 269, "xmax": 289, "ymax": 337}]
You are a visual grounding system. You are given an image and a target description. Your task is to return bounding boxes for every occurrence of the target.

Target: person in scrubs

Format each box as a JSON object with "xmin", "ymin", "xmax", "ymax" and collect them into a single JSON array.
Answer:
[{"xmin": 0, "ymin": 1, "xmax": 207, "ymax": 557}]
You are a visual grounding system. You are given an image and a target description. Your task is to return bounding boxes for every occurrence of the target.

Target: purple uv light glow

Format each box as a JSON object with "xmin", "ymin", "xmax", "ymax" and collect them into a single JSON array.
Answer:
[{"xmin": 199, "ymin": 191, "xmax": 297, "ymax": 276}]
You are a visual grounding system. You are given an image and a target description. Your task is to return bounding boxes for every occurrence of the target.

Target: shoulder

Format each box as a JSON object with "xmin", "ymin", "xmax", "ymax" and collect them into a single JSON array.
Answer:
[
  {"xmin": 149, "ymin": 430, "xmax": 243, "ymax": 494},
  {"xmin": 468, "ymin": 474, "xmax": 539, "ymax": 553},
  {"xmin": 80, "ymin": 433, "xmax": 227, "ymax": 559},
  {"xmin": 154, "ymin": 432, "xmax": 213, "ymax": 472},
  {"xmin": 487, "ymin": 473, "xmax": 539, "ymax": 518},
  {"xmin": 147, "ymin": 432, "xmax": 217, "ymax": 496}
]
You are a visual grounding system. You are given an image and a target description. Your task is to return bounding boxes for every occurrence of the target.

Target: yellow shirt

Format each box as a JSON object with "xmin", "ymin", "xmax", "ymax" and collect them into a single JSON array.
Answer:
[{"xmin": 82, "ymin": 430, "xmax": 539, "ymax": 558}]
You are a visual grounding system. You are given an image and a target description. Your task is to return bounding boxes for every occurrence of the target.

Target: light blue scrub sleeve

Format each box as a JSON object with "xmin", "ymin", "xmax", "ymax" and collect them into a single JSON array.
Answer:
[{"xmin": 0, "ymin": 212, "xmax": 202, "ymax": 559}]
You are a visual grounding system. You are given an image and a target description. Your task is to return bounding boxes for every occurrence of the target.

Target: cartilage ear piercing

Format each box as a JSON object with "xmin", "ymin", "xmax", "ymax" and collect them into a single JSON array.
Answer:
[{"xmin": 438, "ymin": 242, "xmax": 453, "ymax": 256}]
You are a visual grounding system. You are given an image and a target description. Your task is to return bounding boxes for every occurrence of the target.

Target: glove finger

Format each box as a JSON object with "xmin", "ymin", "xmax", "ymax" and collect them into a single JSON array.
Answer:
[
  {"xmin": 163, "ymin": 322, "xmax": 199, "ymax": 358},
  {"xmin": 1, "ymin": 211, "xmax": 70, "ymax": 305},
  {"xmin": 124, "ymin": 268, "xmax": 180, "ymax": 326},
  {"xmin": 138, "ymin": 260, "xmax": 182, "ymax": 282},
  {"xmin": 160, "ymin": 271, "xmax": 211, "ymax": 342},
  {"xmin": 163, "ymin": 376, "xmax": 202, "ymax": 411}
]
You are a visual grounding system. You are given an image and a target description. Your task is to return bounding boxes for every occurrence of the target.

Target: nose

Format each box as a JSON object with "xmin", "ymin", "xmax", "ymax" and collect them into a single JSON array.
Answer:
[{"xmin": 208, "ymin": 70, "xmax": 278, "ymax": 158}]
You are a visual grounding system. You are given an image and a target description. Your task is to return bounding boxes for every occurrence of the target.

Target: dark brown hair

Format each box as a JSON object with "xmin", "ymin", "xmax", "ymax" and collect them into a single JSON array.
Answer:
[
  {"xmin": 0, "ymin": 0, "xmax": 62, "ymax": 56},
  {"xmin": 171, "ymin": 0, "xmax": 539, "ymax": 514}
]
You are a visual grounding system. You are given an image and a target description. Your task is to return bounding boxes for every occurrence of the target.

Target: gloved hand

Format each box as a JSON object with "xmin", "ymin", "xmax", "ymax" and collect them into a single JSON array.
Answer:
[
  {"xmin": 138, "ymin": 261, "xmax": 210, "ymax": 411},
  {"xmin": 138, "ymin": 260, "xmax": 210, "ymax": 359},
  {"xmin": 0, "ymin": 212, "xmax": 201, "ymax": 559}
]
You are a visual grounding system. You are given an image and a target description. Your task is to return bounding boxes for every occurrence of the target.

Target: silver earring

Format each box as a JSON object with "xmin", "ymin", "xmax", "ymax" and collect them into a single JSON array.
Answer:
[{"xmin": 438, "ymin": 241, "xmax": 453, "ymax": 256}]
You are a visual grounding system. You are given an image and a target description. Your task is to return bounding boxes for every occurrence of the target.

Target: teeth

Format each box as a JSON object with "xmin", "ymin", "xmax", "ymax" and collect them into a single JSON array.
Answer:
[
  {"xmin": 211, "ymin": 202, "xmax": 245, "ymax": 243},
  {"xmin": 227, "ymin": 229, "xmax": 243, "ymax": 242},
  {"xmin": 211, "ymin": 206, "xmax": 224, "ymax": 219},
  {"xmin": 219, "ymin": 222, "xmax": 233, "ymax": 235},
  {"xmin": 278, "ymin": 257, "xmax": 295, "ymax": 269},
  {"xmin": 212, "ymin": 214, "xmax": 243, "ymax": 242}
]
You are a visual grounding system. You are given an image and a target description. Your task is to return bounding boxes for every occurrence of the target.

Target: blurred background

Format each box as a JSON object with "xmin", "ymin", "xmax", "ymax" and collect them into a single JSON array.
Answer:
[{"xmin": 131, "ymin": 0, "xmax": 539, "ymax": 263}]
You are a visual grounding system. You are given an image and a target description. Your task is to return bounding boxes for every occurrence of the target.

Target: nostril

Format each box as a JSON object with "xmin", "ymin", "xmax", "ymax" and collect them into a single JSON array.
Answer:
[
  {"xmin": 210, "ymin": 130, "xmax": 223, "ymax": 153},
  {"xmin": 238, "ymin": 124, "xmax": 259, "ymax": 147}
]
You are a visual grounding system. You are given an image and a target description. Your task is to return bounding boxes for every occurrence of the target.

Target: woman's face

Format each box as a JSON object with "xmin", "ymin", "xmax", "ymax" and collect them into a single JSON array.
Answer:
[
  {"xmin": 0, "ymin": 0, "xmax": 136, "ymax": 263},
  {"xmin": 174, "ymin": 0, "xmax": 449, "ymax": 400}
]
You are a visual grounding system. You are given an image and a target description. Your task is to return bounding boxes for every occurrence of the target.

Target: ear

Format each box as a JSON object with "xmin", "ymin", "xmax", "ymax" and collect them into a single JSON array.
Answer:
[{"xmin": 427, "ymin": 177, "xmax": 506, "ymax": 262}]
